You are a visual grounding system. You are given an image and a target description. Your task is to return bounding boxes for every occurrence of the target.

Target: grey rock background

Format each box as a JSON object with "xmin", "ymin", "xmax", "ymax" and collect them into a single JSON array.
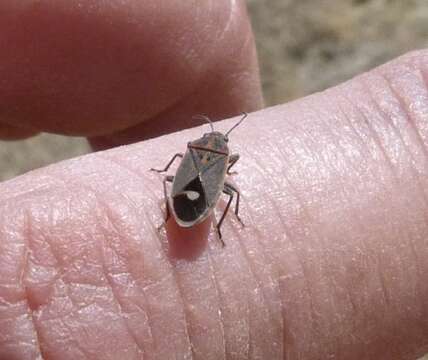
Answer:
[
  {"xmin": 0, "ymin": 1, "xmax": 428, "ymax": 358},
  {"xmin": 248, "ymin": 0, "xmax": 428, "ymax": 105},
  {"xmin": 0, "ymin": 134, "xmax": 89, "ymax": 182}
]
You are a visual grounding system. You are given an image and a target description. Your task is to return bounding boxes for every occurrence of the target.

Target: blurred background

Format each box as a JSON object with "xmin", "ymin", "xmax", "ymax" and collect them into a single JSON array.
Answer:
[{"xmin": 1, "ymin": 0, "xmax": 428, "ymax": 182}]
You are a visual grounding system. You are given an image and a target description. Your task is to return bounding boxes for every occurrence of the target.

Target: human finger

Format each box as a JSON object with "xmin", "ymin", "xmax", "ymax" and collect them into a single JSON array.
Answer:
[
  {"xmin": 1, "ymin": 50, "xmax": 428, "ymax": 359},
  {"xmin": 0, "ymin": 0, "xmax": 262, "ymax": 144}
]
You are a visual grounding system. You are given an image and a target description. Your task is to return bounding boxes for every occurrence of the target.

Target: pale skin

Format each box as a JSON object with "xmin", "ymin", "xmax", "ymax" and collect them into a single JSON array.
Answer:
[{"xmin": 0, "ymin": 1, "xmax": 428, "ymax": 359}]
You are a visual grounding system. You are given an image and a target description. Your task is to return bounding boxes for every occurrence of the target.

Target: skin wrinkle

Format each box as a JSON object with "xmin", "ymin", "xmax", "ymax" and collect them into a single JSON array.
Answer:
[
  {"xmin": 242, "ymin": 173, "xmax": 284, "ymax": 352},
  {"xmin": 0, "ymin": 181, "xmax": 55, "ymax": 207},
  {"xmin": 321, "ymin": 89, "xmax": 428, "ymax": 355},
  {"xmin": 267, "ymin": 127, "xmax": 344, "ymax": 358},
  {"xmin": 248, "ymin": 111, "xmax": 350, "ymax": 357},
  {"xmin": 333, "ymin": 83, "xmax": 428, "ymax": 355},
  {"xmin": 93, "ymin": 182, "xmax": 163, "ymax": 337},
  {"xmin": 168, "ymin": 247, "xmax": 229, "ymax": 359},
  {"xmin": 171, "ymin": 255, "xmax": 223, "ymax": 360},
  {"xmin": 98, "ymin": 176, "xmax": 186, "ymax": 359},
  {"xmin": 238, "ymin": 141, "xmax": 312, "ymax": 360},
  {"xmin": 224, "ymin": 142, "xmax": 285, "ymax": 358},
  {"xmin": 92, "ymin": 154, "xmax": 166, "ymax": 262},
  {"xmin": 15, "ymin": 162, "xmax": 166, "ymax": 356},
  {"xmin": 98, "ymin": 211, "xmax": 160, "ymax": 355},
  {"xmin": 374, "ymin": 70, "xmax": 428, "ymax": 204},
  {"xmin": 306, "ymin": 98, "xmax": 365, "ymax": 316},
  {"xmin": 268, "ymin": 91, "xmax": 418, "ymax": 356},
  {"xmin": 324, "ymin": 97, "xmax": 380, "ymax": 318},
  {"xmin": 65, "ymin": 327, "xmax": 91, "ymax": 360},
  {"xmin": 337, "ymin": 91, "xmax": 395, "ymax": 306},
  {"xmin": 359, "ymin": 74, "xmax": 428, "ymax": 307},
  {"xmin": 21, "ymin": 174, "xmax": 143, "ymax": 359},
  {"xmin": 0, "ymin": 205, "xmax": 43, "ymax": 359},
  {"xmin": 340, "ymin": 87, "xmax": 397, "ymax": 175},
  {"xmin": 352, "ymin": 89, "xmax": 426, "ymax": 312},
  {"xmin": 21, "ymin": 211, "xmax": 44, "ymax": 359},
  {"xmin": 92, "ymin": 195, "xmax": 146, "ymax": 357},
  {"xmin": 3, "ymin": 205, "xmax": 63, "ymax": 354},
  {"xmin": 205, "ymin": 235, "xmax": 250, "ymax": 359},
  {"xmin": 361, "ymin": 72, "xmax": 428, "ymax": 194},
  {"xmin": 285, "ymin": 98, "xmax": 370, "ymax": 334},
  {"xmin": 377, "ymin": 70, "xmax": 428, "ymax": 166},
  {"xmin": 230, "ymin": 219, "xmax": 278, "ymax": 359},
  {"xmin": 380, "ymin": 58, "xmax": 428, "ymax": 151},
  {"xmin": 326, "ymin": 87, "xmax": 418, "ymax": 316},
  {"xmin": 206, "ymin": 251, "xmax": 227, "ymax": 360},
  {"xmin": 223, "ymin": 208, "xmax": 282, "ymax": 359},
  {"xmin": 240, "ymin": 142, "xmax": 307, "ymax": 358},
  {"xmin": 221, "ymin": 224, "xmax": 249, "ymax": 359},
  {"xmin": 371, "ymin": 70, "xmax": 428, "ymax": 333},
  {"xmin": 94, "ymin": 153, "xmax": 195, "ymax": 359},
  {"xmin": 213, "ymin": 152, "xmax": 282, "ymax": 356}
]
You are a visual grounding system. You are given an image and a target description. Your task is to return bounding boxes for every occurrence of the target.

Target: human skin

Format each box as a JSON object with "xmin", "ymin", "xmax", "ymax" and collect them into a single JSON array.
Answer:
[{"xmin": 1, "ymin": 1, "xmax": 428, "ymax": 359}]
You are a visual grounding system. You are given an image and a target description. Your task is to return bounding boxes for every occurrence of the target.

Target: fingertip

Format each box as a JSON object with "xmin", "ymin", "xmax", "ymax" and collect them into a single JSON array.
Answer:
[{"xmin": 0, "ymin": 0, "xmax": 261, "ymax": 140}]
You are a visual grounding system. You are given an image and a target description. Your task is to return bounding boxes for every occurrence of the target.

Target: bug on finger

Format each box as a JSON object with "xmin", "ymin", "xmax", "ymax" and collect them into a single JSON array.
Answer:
[{"xmin": 151, "ymin": 113, "xmax": 247, "ymax": 246}]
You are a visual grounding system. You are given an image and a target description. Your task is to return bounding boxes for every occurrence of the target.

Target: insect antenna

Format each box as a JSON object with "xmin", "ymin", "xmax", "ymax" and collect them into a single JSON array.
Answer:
[
  {"xmin": 225, "ymin": 112, "xmax": 248, "ymax": 137},
  {"xmin": 193, "ymin": 115, "xmax": 214, "ymax": 132}
]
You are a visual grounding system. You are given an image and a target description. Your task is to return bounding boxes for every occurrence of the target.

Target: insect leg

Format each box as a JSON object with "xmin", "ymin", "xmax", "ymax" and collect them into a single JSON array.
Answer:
[
  {"xmin": 156, "ymin": 175, "xmax": 174, "ymax": 232},
  {"xmin": 150, "ymin": 153, "xmax": 183, "ymax": 173},
  {"xmin": 227, "ymin": 153, "xmax": 240, "ymax": 175},
  {"xmin": 216, "ymin": 187, "xmax": 234, "ymax": 246},
  {"xmin": 212, "ymin": 215, "xmax": 225, "ymax": 247},
  {"xmin": 224, "ymin": 182, "xmax": 244, "ymax": 226},
  {"xmin": 162, "ymin": 175, "xmax": 174, "ymax": 221}
]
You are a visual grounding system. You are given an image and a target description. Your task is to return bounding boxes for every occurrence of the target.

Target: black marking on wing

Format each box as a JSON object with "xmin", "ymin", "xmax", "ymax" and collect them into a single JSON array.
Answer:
[{"xmin": 173, "ymin": 176, "xmax": 207, "ymax": 222}]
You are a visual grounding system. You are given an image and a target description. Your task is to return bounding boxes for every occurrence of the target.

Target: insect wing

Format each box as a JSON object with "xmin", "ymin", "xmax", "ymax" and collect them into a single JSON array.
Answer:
[
  {"xmin": 170, "ymin": 135, "xmax": 229, "ymax": 226},
  {"xmin": 199, "ymin": 153, "xmax": 228, "ymax": 207},
  {"xmin": 171, "ymin": 150, "xmax": 199, "ymax": 196}
]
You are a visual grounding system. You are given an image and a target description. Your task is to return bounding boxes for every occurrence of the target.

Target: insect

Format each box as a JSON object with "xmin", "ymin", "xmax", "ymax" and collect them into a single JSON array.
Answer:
[{"xmin": 151, "ymin": 113, "xmax": 247, "ymax": 245}]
